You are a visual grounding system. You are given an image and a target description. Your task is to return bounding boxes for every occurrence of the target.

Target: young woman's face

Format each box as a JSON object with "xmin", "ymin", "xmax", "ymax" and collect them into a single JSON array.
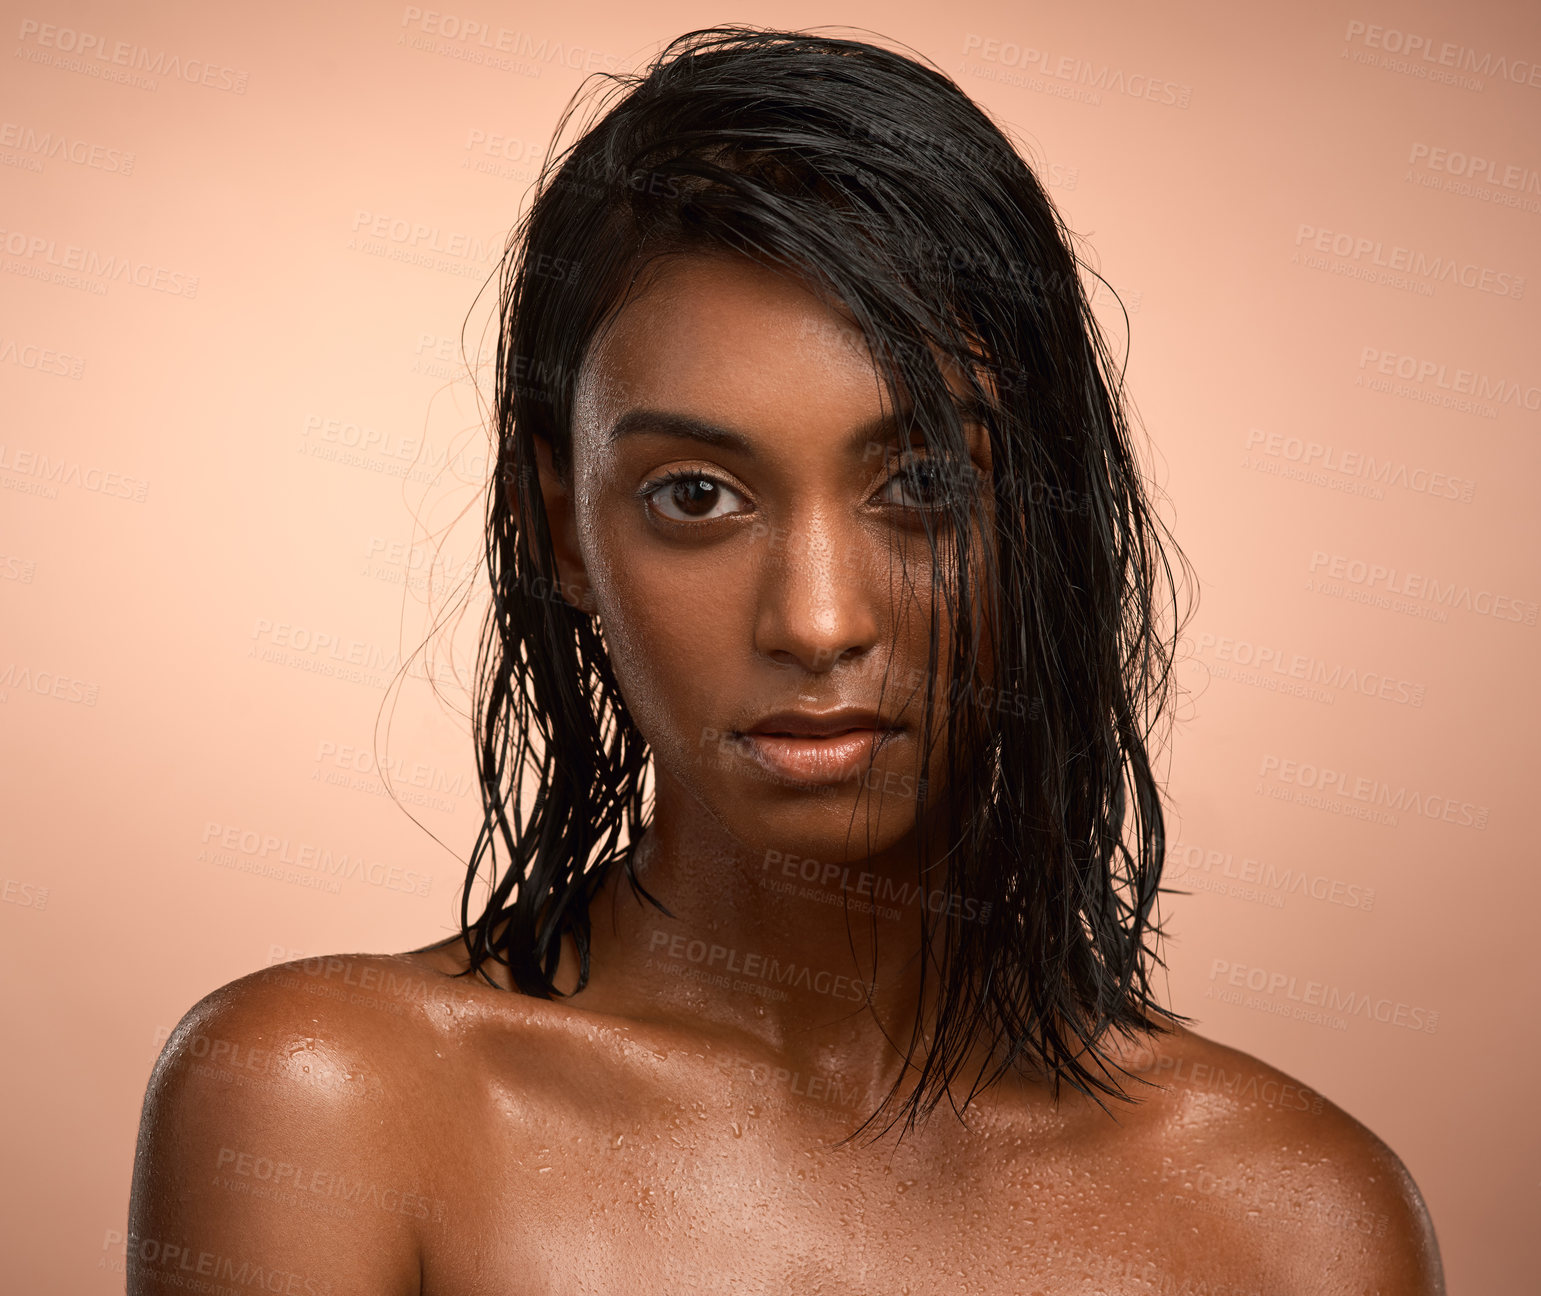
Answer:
[{"xmin": 545, "ymin": 253, "xmax": 995, "ymax": 860}]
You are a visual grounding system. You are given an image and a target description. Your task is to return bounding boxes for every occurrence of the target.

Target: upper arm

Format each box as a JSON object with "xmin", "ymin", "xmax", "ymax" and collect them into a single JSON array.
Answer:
[
  {"xmin": 1138, "ymin": 1031, "xmax": 1447, "ymax": 1296},
  {"xmin": 1298, "ymin": 1117, "xmax": 1446, "ymax": 1296},
  {"xmin": 1207, "ymin": 1070, "xmax": 1446, "ymax": 1296},
  {"xmin": 127, "ymin": 966, "xmax": 427, "ymax": 1296}
]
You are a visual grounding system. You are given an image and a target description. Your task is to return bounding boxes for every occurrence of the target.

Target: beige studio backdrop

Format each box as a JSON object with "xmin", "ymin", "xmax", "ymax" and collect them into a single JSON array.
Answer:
[{"xmin": 2, "ymin": 0, "xmax": 1538, "ymax": 1290}]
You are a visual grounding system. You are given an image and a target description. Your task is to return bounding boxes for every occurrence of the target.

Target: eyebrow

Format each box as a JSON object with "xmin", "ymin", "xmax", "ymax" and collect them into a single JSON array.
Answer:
[{"xmin": 606, "ymin": 398, "xmax": 989, "ymax": 458}]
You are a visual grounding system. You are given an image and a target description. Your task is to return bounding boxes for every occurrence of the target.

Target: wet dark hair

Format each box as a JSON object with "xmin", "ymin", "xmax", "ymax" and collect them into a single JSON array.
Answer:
[{"xmin": 454, "ymin": 24, "xmax": 1195, "ymax": 1142}]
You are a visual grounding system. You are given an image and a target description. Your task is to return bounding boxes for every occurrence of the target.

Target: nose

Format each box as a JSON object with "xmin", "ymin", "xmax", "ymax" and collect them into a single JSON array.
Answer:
[{"xmin": 751, "ymin": 507, "xmax": 884, "ymax": 673}]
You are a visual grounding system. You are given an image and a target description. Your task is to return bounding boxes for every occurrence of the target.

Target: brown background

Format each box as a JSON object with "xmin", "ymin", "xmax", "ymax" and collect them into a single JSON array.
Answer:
[{"xmin": 2, "ymin": 0, "xmax": 1537, "ymax": 1290}]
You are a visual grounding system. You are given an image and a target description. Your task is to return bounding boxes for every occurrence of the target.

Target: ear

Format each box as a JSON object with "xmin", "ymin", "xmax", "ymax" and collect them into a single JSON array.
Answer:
[{"xmin": 517, "ymin": 434, "xmax": 597, "ymax": 615}]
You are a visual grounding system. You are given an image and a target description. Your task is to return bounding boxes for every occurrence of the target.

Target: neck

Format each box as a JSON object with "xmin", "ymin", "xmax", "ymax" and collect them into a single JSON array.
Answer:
[{"xmin": 556, "ymin": 769, "xmax": 970, "ymax": 1098}]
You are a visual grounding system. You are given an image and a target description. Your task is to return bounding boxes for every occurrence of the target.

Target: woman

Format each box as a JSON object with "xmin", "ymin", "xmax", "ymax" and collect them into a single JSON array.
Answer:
[{"xmin": 129, "ymin": 28, "xmax": 1443, "ymax": 1294}]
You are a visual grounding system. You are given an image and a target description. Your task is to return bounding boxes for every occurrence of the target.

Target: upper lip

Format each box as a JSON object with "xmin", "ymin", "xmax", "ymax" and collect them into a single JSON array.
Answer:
[{"xmin": 741, "ymin": 707, "xmax": 901, "ymax": 737}]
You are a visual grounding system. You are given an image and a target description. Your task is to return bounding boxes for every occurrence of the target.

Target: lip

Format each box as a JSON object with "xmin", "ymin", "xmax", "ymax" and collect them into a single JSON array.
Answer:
[
  {"xmin": 733, "ymin": 710, "xmax": 904, "ymax": 786},
  {"xmin": 743, "ymin": 708, "xmax": 896, "ymax": 737}
]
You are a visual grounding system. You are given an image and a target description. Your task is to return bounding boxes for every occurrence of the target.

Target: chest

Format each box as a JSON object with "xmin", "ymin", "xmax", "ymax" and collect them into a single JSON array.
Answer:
[{"xmin": 418, "ymin": 1105, "xmax": 1270, "ymax": 1295}]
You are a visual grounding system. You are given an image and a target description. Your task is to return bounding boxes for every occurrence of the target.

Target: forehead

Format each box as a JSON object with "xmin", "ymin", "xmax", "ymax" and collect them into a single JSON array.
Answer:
[{"xmin": 573, "ymin": 253, "xmax": 887, "ymax": 430}]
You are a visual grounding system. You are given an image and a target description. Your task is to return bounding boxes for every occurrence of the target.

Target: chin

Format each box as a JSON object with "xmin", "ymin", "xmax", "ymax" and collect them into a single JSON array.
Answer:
[{"xmin": 714, "ymin": 786, "xmax": 922, "ymax": 860}]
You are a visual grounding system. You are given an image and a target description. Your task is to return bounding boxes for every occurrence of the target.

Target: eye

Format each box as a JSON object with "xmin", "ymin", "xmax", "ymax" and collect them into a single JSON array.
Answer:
[
  {"xmin": 879, "ymin": 455, "xmax": 976, "ymax": 512},
  {"xmin": 640, "ymin": 469, "xmax": 751, "ymax": 523}
]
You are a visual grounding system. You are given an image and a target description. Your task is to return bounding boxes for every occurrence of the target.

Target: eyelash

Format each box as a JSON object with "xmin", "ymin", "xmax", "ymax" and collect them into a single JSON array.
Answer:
[{"xmin": 637, "ymin": 456, "xmax": 970, "ymax": 525}]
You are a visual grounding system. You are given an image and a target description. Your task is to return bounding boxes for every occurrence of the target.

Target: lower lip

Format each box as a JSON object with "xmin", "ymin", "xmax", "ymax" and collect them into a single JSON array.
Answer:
[{"xmin": 736, "ymin": 728, "xmax": 903, "ymax": 786}]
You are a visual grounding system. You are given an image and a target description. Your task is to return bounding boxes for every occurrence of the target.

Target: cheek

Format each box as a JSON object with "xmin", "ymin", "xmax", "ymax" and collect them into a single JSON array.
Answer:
[{"xmin": 587, "ymin": 547, "xmax": 740, "ymax": 753}]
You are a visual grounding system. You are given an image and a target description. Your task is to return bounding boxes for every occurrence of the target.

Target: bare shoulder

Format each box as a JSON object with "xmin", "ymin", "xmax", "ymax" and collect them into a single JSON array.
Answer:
[
  {"xmin": 128, "ymin": 951, "xmax": 476, "ymax": 1296},
  {"xmin": 146, "ymin": 950, "xmax": 466, "ymax": 1105},
  {"xmin": 1107, "ymin": 1023, "xmax": 1446, "ymax": 1295}
]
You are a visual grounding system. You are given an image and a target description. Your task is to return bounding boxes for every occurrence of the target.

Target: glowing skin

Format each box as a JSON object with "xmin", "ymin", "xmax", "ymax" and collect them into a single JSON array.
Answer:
[
  {"xmin": 127, "ymin": 255, "xmax": 1444, "ymax": 1296},
  {"xmin": 527, "ymin": 251, "xmax": 996, "ymax": 1055}
]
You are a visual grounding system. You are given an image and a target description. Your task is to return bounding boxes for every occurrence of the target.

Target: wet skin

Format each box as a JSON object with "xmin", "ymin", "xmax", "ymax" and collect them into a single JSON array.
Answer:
[{"xmin": 129, "ymin": 256, "xmax": 1444, "ymax": 1294}]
